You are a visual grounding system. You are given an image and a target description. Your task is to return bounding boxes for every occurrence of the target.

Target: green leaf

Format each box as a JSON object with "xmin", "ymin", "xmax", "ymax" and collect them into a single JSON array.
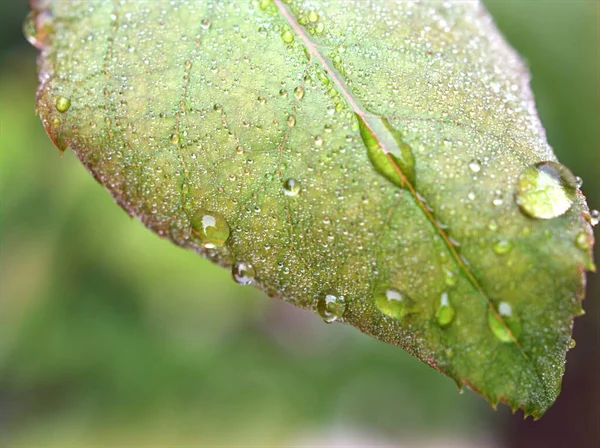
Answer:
[{"xmin": 28, "ymin": 0, "xmax": 595, "ymax": 418}]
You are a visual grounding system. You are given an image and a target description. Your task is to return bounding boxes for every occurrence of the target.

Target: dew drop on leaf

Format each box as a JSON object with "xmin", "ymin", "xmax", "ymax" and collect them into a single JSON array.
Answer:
[
  {"xmin": 493, "ymin": 239, "xmax": 513, "ymax": 255},
  {"xmin": 589, "ymin": 209, "xmax": 599, "ymax": 226},
  {"xmin": 374, "ymin": 287, "xmax": 412, "ymax": 320},
  {"xmin": 281, "ymin": 28, "xmax": 294, "ymax": 43},
  {"xmin": 488, "ymin": 302, "xmax": 522, "ymax": 343},
  {"xmin": 468, "ymin": 160, "xmax": 482, "ymax": 173},
  {"xmin": 574, "ymin": 232, "xmax": 590, "ymax": 251},
  {"xmin": 232, "ymin": 261, "xmax": 256, "ymax": 285},
  {"xmin": 317, "ymin": 294, "xmax": 346, "ymax": 323},
  {"xmin": 357, "ymin": 114, "xmax": 416, "ymax": 188},
  {"xmin": 515, "ymin": 161, "xmax": 577, "ymax": 219},
  {"xmin": 282, "ymin": 178, "xmax": 301, "ymax": 196},
  {"xmin": 435, "ymin": 292, "xmax": 455, "ymax": 327},
  {"xmin": 55, "ymin": 96, "xmax": 71, "ymax": 113},
  {"xmin": 190, "ymin": 210, "xmax": 230, "ymax": 249},
  {"xmin": 293, "ymin": 86, "xmax": 305, "ymax": 100}
]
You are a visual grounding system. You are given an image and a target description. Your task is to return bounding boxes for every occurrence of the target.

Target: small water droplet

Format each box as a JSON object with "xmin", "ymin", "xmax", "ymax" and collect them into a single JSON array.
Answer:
[
  {"xmin": 575, "ymin": 232, "xmax": 590, "ymax": 251},
  {"xmin": 201, "ymin": 18, "xmax": 211, "ymax": 30},
  {"xmin": 568, "ymin": 338, "xmax": 576, "ymax": 349},
  {"xmin": 287, "ymin": 115, "xmax": 296, "ymax": 127},
  {"xmin": 232, "ymin": 261, "xmax": 256, "ymax": 285},
  {"xmin": 315, "ymin": 22, "xmax": 325, "ymax": 34},
  {"xmin": 294, "ymin": 86, "xmax": 305, "ymax": 100},
  {"xmin": 493, "ymin": 239, "xmax": 512, "ymax": 255},
  {"xmin": 317, "ymin": 294, "xmax": 346, "ymax": 323},
  {"xmin": 259, "ymin": 0, "xmax": 271, "ymax": 10},
  {"xmin": 282, "ymin": 178, "xmax": 301, "ymax": 196},
  {"xmin": 468, "ymin": 160, "xmax": 481, "ymax": 173},
  {"xmin": 515, "ymin": 161, "xmax": 577, "ymax": 219},
  {"xmin": 170, "ymin": 133, "xmax": 179, "ymax": 145},
  {"xmin": 575, "ymin": 176, "xmax": 583, "ymax": 188},
  {"xmin": 357, "ymin": 114, "xmax": 416, "ymax": 189},
  {"xmin": 281, "ymin": 28, "xmax": 294, "ymax": 43},
  {"xmin": 435, "ymin": 292, "xmax": 455, "ymax": 327},
  {"xmin": 443, "ymin": 266, "xmax": 458, "ymax": 286},
  {"xmin": 589, "ymin": 209, "xmax": 599, "ymax": 226},
  {"xmin": 374, "ymin": 288, "xmax": 412, "ymax": 320},
  {"xmin": 190, "ymin": 210, "xmax": 230, "ymax": 249},
  {"xmin": 488, "ymin": 302, "xmax": 521, "ymax": 343},
  {"xmin": 55, "ymin": 96, "xmax": 71, "ymax": 113},
  {"xmin": 308, "ymin": 10, "xmax": 319, "ymax": 22},
  {"xmin": 487, "ymin": 220, "xmax": 498, "ymax": 232}
]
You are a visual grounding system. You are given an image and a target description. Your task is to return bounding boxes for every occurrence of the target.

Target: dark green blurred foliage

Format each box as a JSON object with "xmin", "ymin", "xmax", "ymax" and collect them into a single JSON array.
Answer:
[{"xmin": 0, "ymin": 1, "xmax": 597, "ymax": 446}]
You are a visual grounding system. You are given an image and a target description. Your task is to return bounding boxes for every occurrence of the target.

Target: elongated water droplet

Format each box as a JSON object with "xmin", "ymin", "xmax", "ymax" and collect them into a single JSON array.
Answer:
[
  {"xmin": 515, "ymin": 161, "xmax": 577, "ymax": 219},
  {"xmin": 357, "ymin": 114, "xmax": 416, "ymax": 189},
  {"xmin": 493, "ymin": 239, "xmax": 512, "ymax": 255},
  {"xmin": 488, "ymin": 302, "xmax": 521, "ymax": 343},
  {"xmin": 317, "ymin": 294, "xmax": 346, "ymax": 323},
  {"xmin": 190, "ymin": 210, "xmax": 230, "ymax": 249},
  {"xmin": 232, "ymin": 261, "xmax": 256, "ymax": 285},
  {"xmin": 294, "ymin": 86, "xmax": 305, "ymax": 100},
  {"xmin": 374, "ymin": 288, "xmax": 412, "ymax": 319},
  {"xmin": 435, "ymin": 292, "xmax": 455, "ymax": 327},
  {"xmin": 55, "ymin": 96, "xmax": 71, "ymax": 113},
  {"xmin": 282, "ymin": 178, "xmax": 301, "ymax": 196}
]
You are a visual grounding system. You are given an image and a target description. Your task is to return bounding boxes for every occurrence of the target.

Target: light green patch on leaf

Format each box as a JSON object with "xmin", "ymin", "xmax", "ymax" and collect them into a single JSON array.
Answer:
[{"xmin": 28, "ymin": 0, "xmax": 595, "ymax": 418}]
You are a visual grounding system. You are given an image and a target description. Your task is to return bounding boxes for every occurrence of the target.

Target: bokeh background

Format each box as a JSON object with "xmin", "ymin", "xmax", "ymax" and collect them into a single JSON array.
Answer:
[{"xmin": 0, "ymin": 1, "xmax": 598, "ymax": 447}]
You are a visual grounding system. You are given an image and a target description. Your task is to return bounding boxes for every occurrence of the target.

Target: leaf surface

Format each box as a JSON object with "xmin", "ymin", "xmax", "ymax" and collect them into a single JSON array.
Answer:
[{"xmin": 28, "ymin": 0, "xmax": 596, "ymax": 417}]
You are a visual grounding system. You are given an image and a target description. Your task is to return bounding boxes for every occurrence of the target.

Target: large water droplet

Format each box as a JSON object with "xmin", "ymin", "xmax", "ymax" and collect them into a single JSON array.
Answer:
[
  {"xmin": 317, "ymin": 294, "xmax": 346, "ymax": 323},
  {"xmin": 282, "ymin": 178, "xmax": 301, "ymax": 196},
  {"xmin": 435, "ymin": 292, "xmax": 455, "ymax": 327},
  {"xmin": 232, "ymin": 261, "xmax": 256, "ymax": 285},
  {"xmin": 589, "ymin": 209, "xmax": 599, "ymax": 226},
  {"xmin": 190, "ymin": 210, "xmax": 230, "ymax": 249},
  {"xmin": 515, "ymin": 161, "xmax": 577, "ymax": 219},
  {"xmin": 55, "ymin": 96, "xmax": 71, "ymax": 113},
  {"xmin": 374, "ymin": 288, "xmax": 412, "ymax": 319},
  {"xmin": 488, "ymin": 302, "xmax": 521, "ymax": 343},
  {"xmin": 357, "ymin": 114, "xmax": 416, "ymax": 189}
]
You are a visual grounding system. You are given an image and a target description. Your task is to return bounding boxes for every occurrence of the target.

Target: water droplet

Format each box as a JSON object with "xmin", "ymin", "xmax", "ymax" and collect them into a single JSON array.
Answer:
[
  {"xmin": 317, "ymin": 294, "xmax": 346, "ymax": 323},
  {"xmin": 315, "ymin": 22, "xmax": 325, "ymax": 34},
  {"xmin": 55, "ymin": 96, "xmax": 71, "ymax": 113},
  {"xmin": 590, "ymin": 209, "xmax": 599, "ymax": 226},
  {"xmin": 435, "ymin": 292, "xmax": 455, "ymax": 327},
  {"xmin": 308, "ymin": 10, "xmax": 319, "ymax": 23},
  {"xmin": 487, "ymin": 220, "xmax": 498, "ymax": 232},
  {"xmin": 232, "ymin": 261, "xmax": 256, "ymax": 285},
  {"xmin": 575, "ymin": 176, "xmax": 583, "ymax": 188},
  {"xmin": 282, "ymin": 178, "xmax": 301, "ymax": 196},
  {"xmin": 201, "ymin": 18, "xmax": 211, "ymax": 30},
  {"xmin": 170, "ymin": 133, "xmax": 179, "ymax": 145},
  {"xmin": 515, "ymin": 161, "xmax": 577, "ymax": 219},
  {"xmin": 281, "ymin": 28, "xmax": 294, "ymax": 43},
  {"xmin": 259, "ymin": 0, "xmax": 271, "ymax": 10},
  {"xmin": 569, "ymin": 338, "xmax": 576, "ymax": 349},
  {"xmin": 374, "ymin": 288, "xmax": 412, "ymax": 320},
  {"xmin": 190, "ymin": 210, "xmax": 230, "ymax": 249},
  {"xmin": 468, "ymin": 160, "xmax": 481, "ymax": 173},
  {"xmin": 443, "ymin": 266, "xmax": 458, "ymax": 286},
  {"xmin": 23, "ymin": 10, "xmax": 53, "ymax": 49},
  {"xmin": 287, "ymin": 115, "xmax": 296, "ymax": 127},
  {"xmin": 488, "ymin": 302, "xmax": 521, "ymax": 343},
  {"xmin": 357, "ymin": 114, "xmax": 416, "ymax": 189},
  {"xmin": 294, "ymin": 86, "xmax": 305, "ymax": 100},
  {"xmin": 493, "ymin": 239, "xmax": 512, "ymax": 255},
  {"xmin": 575, "ymin": 232, "xmax": 590, "ymax": 251}
]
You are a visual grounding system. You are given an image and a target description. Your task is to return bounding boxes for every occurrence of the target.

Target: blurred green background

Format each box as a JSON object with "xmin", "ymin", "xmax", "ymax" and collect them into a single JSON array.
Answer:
[{"xmin": 0, "ymin": 1, "xmax": 598, "ymax": 447}]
